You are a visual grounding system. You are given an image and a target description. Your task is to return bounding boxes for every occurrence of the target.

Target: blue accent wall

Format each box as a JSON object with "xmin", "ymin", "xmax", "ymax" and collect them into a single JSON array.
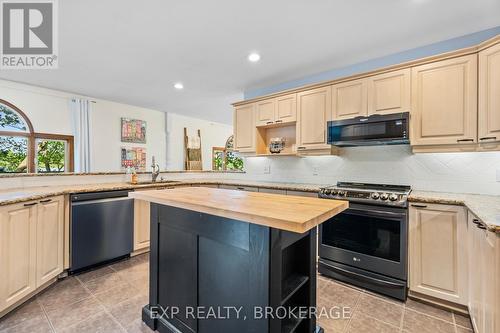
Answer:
[{"xmin": 244, "ymin": 26, "xmax": 500, "ymax": 100}]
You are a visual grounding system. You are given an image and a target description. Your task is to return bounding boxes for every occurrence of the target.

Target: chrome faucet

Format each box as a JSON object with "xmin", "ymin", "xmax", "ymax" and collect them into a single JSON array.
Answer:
[{"xmin": 151, "ymin": 156, "xmax": 160, "ymax": 183}]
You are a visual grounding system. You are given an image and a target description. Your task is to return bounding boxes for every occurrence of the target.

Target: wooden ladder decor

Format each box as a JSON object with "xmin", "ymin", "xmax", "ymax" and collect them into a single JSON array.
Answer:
[{"xmin": 184, "ymin": 128, "xmax": 202, "ymax": 170}]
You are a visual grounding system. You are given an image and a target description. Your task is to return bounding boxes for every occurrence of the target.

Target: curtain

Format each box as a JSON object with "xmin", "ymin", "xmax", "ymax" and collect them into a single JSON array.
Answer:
[{"xmin": 70, "ymin": 98, "xmax": 92, "ymax": 172}]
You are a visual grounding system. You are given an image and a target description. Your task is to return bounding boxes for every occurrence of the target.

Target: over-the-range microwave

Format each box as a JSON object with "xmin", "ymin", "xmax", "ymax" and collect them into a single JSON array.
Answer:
[{"xmin": 327, "ymin": 112, "xmax": 410, "ymax": 147}]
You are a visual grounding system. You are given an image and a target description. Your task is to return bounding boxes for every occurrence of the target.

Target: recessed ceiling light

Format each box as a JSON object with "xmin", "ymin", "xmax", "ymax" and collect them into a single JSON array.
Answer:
[
  {"xmin": 174, "ymin": 82, "xmax": 184, "ymax": 90},
  {"xmin": 248, "ymin": 53, "xmax": 261, "ymax": 62}
]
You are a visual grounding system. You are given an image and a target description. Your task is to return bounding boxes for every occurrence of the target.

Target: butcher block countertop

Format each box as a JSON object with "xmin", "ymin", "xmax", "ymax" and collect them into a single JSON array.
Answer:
[{"xmin": 129, "ymin": 186, "xmax": 348, "ymax": 233}]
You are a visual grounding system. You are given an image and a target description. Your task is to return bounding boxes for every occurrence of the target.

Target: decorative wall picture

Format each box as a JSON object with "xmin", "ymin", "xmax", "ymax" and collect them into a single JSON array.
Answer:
[
  {"xmin": 121, "ymin": 118, "xmax": 146, "ymax": 143},
  {"xmin": 121, "ymin": 147, "xmax": 146, "ymax": 171}
]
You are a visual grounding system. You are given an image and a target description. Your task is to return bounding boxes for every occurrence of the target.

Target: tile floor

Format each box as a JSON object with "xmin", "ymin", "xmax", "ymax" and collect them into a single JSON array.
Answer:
[{"xmin": 0, "ymin": 254, "xmax": 473, "ymax": 333}]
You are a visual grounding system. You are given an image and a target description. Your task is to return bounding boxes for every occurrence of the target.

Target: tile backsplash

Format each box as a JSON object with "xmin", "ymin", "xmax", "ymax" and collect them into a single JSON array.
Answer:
[{"xmin": 240, "ymin": 146, "xmax": 500, "ymax": 195}]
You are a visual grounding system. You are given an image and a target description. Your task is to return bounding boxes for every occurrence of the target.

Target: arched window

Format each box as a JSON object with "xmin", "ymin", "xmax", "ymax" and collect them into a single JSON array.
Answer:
[
  {"xmin": 212, "ymin": 135, "xmax": 243, "ymax": 171},
  {"xmin": 0, "ymin": 99, "xmax": 74, "ymax": 173}
]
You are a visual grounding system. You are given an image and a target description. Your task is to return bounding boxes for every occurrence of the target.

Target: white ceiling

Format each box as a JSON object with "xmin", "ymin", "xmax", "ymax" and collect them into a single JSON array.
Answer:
[{"xmin": 1, "ymin": 0, "xmax": 499, "ymax": 124}]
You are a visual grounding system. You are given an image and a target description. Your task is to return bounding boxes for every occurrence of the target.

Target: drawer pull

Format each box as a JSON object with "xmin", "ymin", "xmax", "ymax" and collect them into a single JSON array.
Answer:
[
  {"xmin": 266, "ymin": 121, "xmax": 273, "ymax": 125},
  {"xmin": 297, "ymin": 146, "xmax": 306, "ymax": 150},
  {"xmin": 275, "ymin": 120, "xmax": 283, "ymax": 123},
  {"xmin": 411, "ymin": 204, "xmax": 427, "ymax": 208},
  {"xmin": 477, "ymin": 224, "xmax": 487, "ymax": 230},
  {"xmin": 40, "ymin": 198, "xmax": 52, "ymax": 203},
  {"xmin": 457, "ymin": 139, "xmax": 474, "ymax": 143},
  {"xmin": 236, "ymin": 187, "xmax": 245, "ymax": 190},
  {"xmin": 472, "ymin": 219, "xmax": 482, "ymax": 225},
  {"xmin": 479, "ymin": 136, "xmax": 497, "ymax": 141},
  {"xmin": 24, "ymin": 202, "xmax": 37, "ymax": 207}
]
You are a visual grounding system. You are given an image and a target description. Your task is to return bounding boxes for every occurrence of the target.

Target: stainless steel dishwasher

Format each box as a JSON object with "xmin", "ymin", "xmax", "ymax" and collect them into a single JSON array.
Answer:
[{"xmin": 70, "ymin": 190, "xmax": 134, "ymax": 273}]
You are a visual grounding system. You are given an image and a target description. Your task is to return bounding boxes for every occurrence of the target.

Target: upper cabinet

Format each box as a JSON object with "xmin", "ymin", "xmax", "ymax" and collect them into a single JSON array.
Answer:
[
  {"xmin": 234, "ymin": 103, "xmax": 256, "ymax": 152},
  {"xmin": 332, "ymin": 78, "xmax": 367, "ymax": 120},
  {"xmin": 296, "ymin": 86, "xmax": 332, "ymax": 151},
  {"xmin": 479, "ymin": 43, "xmax": 500, "ymax": 145},
  {"xmin": 411, "ymin": 55, "xmax": 478, "ymax": 146},
  {"xmin": 367, "ymin": 69, "xmax": 411, "ymax": 116},
  {"xmin": 255, "ymin": 94, "xmax": 297, "ymax": 126}
]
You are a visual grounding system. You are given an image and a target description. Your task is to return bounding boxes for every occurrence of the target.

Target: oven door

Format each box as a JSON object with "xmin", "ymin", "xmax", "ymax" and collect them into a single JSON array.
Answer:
[{"xmin": 319, "ymin": 203, "xmax": 407, "ymax": 280}]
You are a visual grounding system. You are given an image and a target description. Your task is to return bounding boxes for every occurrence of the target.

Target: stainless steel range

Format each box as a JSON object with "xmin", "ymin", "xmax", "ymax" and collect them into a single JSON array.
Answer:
[{"xmin": 318, "ymin": 182, "xmax": 411, "ymax": 301}]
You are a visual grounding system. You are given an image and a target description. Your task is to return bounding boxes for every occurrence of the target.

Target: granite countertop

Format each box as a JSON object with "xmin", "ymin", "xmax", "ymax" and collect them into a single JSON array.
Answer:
[{"xmin": 0, "ymin": 179, "xmax": 498, "ymax": 233}]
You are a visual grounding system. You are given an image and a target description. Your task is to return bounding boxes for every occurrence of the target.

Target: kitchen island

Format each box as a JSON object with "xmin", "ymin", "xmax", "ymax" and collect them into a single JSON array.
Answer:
[{"xmin": 130, "ymin": 187, "xmax": 348, "ymax": 333}]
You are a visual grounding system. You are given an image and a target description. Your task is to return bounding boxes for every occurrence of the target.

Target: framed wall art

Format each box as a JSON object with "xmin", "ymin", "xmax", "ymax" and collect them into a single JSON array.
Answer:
[
  {"xmin": 121, "ymin": 147, "xmax": 146, "ymax": 171},
  {"xmin": 121, "ymin": 118, "xmax": 146, "ymax": 143}
]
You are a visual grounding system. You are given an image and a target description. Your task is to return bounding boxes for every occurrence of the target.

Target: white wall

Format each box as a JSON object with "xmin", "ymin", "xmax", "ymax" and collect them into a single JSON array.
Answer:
[
  {"xmin": 238, "ymin": 146, "xmax": 500, "ymax": 195},
  {"xmin": 0, "ymin": 79, "xmax": 234, "ymax": 172},
  {"xmin": 165, "ymin": 113, "xmax": 233, "ymax": 170},
  {"xmin": 0, "ymin": 80, "xmax": 167, "ymax": 171}
]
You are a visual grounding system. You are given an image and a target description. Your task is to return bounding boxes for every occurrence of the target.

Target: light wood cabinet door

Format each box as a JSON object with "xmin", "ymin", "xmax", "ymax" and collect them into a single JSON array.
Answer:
[
  {"xmin": 479, "ymin": 43, "xmax": 500, "ymax": 145},
  {"xmin": 297, "ymin": 86, "xmax": 332, "ymax": 150},
  {"xmin": 234, "ymin": 104, "xmax": 256, "ymax": 152},
  {"xmin": 367, "ymin": 69, "xmax": 410, "ymax": 116},
  {"xmin": 411, "ymin": 55, "xmax": 478, "ymax": 146},
  {"xmin": 36, "ymin": 196, "xmax": 64, "ymax": 287},
  {"xmin": 134, "ymin": 199, "xmax": 150, "ymax": 251},
  {"xmin": 0, "ymin": 202, "xmax": 37, "ymax": 312},
  {"xmin": 409, "ymin": 203, "xmax": 468, "ymax": 305},
  {"xmin": 468, "ymin": 213, "xmax": 484, "ymax": 332},
  {"xmin": 255, "ymin": 99, "xmax": 276, "ymax": 126},
  {"xmin": 332, "ymin": 79, "xmax": 367, "ymax": 120},
  {"xmin": 275, "ymin": 94, "xmax": 297, "ymax": 123}
]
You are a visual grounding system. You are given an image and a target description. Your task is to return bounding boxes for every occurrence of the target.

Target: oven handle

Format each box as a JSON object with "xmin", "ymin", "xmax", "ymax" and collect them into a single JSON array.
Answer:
[
  {"xmin": 343, "ymin": 207, "xmax": 406, "ymax": 219},
  {"xmin": 321, "ymin": 261, "xmax": 406, "ymax": 289}
]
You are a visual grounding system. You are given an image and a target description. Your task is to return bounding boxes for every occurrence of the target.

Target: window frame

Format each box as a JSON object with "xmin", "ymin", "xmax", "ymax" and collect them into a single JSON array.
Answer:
[{"xmin": 0, "ymin": 99, "xmax": 74, "ymax": 173}]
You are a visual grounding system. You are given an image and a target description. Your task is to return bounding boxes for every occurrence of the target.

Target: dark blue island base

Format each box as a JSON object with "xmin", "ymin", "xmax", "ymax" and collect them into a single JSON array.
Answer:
[{"xmin": 142, "ymin": 203, "xmax": 322, "ymax": 333}]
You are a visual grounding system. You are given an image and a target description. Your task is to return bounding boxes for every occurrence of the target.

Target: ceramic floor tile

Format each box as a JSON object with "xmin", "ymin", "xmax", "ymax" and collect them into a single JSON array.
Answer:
[
  {"xmin": 125, "ymin": 318, "xmax": 156, "ymax": 333},
  {"xmin": 95, "ymin": 283, "xmax": 142, "ymax": 309},
  {"xmin": 405, "ymin": 298, "xmax": 453, "ymax": 322},
  {"xmin": 109, "ymin": 294, "xmax": 149, "ymax": 327},
  {"xmin": 76, "ymin": 266, "xmax": 115, "ymax": 284},
  {"xmin": 0, "ymin": 314, "xmax": 53, "ymax": 333},
  {"xmin": 58, "ymin": 312, "xmax": 123, "ymax": 333},
  {"xmin": 37, "ymin": 277, "xmax": 92, "ymax": 312},
  {"xmin": 0, "ymin": 300, "xmax": 47, "ymax": 332},
  {"xmin": 45, "ymin": 296, "xmax": 104, "ymax": 332},
  {"xmin": 355, "ymin": 293, "xmax": 404, "ymax": 327},
  {"xmin": 453, "ymin": 312, "xmax": 472, "ymax": 329},
  {"xmin": 317, "ymin": 280, "xmax": 361, "ymax": 309},
  {"xmin": 346, "ymin": 312, "xmax": 400, "ymax": 333},
  {"xmin": 82, "ymin": 271, "xmax": 130, "ymax": 295},
  {"xmin": 403, "ymin": 309, "xmax": 456, "ymax": 333},
  {"xmin": 456, "ymin": 327, "xmax": 473, "ymax": 333}
]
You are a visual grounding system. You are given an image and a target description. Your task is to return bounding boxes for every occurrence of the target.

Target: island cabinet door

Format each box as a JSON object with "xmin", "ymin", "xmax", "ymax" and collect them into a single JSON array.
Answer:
[{"xmin": 152, "ymin": 205, "xmax": 269, "ymax": 333}]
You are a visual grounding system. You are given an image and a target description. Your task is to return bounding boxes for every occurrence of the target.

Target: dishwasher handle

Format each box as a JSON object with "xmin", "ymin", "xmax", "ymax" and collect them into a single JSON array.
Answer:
[{"xmin": 71, "ymin": 190, "xmax": 132, "ymax": 202}]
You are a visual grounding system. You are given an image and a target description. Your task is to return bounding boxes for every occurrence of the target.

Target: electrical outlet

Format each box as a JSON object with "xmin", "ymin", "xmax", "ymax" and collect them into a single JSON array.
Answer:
[
  {"xmin": 313, "ymin": 167, "xmax": 319, "ymax": 176},
  {"xmin": 263, "ymin": 164, "xmax": 271, "ymax": 174}
]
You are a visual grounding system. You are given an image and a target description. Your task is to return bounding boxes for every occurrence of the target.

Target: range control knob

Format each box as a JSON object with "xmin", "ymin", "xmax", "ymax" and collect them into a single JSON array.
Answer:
[
  {"xmin": 370, "ymin": 192, "xmax": 380, "ymax": 200},
  {"xmin": 380, "ymin": 193, "xmax": 389, "ymax": 201},
  {"xmin": 389, "ymin": 194, "xmax": 399, "ymax": 201},
  {"xmin": 331, "ymin": 189, "xmax": 338, "ymax": 195},
  {"xmin": 324, "ymin": 189, "xmax": 331, "ymax": 195}
]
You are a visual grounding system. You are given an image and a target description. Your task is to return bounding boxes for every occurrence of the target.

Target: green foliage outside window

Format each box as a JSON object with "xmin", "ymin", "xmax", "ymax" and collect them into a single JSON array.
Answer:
[
  {"xmin": 0, "ymin": 136, "xmax": 28, "ymax": 173},
  {"xmin": 37, "ymin": 140, "xmax": 66, "ymax": 172}
]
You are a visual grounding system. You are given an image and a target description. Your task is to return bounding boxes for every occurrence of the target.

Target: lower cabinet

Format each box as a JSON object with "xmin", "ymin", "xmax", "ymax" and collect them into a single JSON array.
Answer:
[
  {"xmin": 0, "ymin": 196, "xmax": 64, "ymax": 314},
  {"xmin": 409, "ymin": 203, "xmax": 468, "ymax": 305},
  {"xmin": 468, "ymin": 212, "xmax": 500, "ymax": 333},
  {"xmin": 134, "ymin": 198, "xmax": 150, "ymax": 251}
]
